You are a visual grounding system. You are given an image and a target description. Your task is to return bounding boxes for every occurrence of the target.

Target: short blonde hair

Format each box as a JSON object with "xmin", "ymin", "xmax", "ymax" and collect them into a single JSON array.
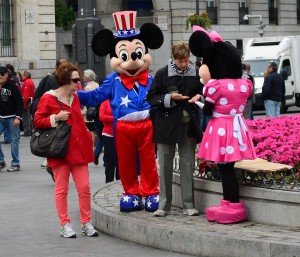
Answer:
[
  {"xmin": 172, "ymin": 41, "xmax": 190, "ymax": 60},
  {"xmin": 84, "ymin": 69, "xmax": 97, "ymax": 81}
]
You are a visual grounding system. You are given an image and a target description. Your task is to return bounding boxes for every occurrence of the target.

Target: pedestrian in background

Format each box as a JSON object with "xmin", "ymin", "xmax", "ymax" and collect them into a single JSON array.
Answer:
[
  {"xmin": 33, "ymin": 62, "xmax": 98, "ymax": 238},
  {"xmin": 147, "ymin": 41, "xmax": 203, "ymax": 217},
  {"xmin": 100, "ymin": 100, "xmax": 119, "ymax": 183},
  {"xmin": 21, "ymin": 70, "xmax": 35, "ymax": 136},
  {"xmin": 242, "ymin": 63, "xmax": 255, "ymax": 120},
  {"xmin": 262, "ymin": 62, "xmax": 285, "ymax": 117},
  {"xmin": 81, "ymin": 69, "xmax": 99, "ymax": 148},
  {"xmin": 0, "ymin": 66, "xmax": 23, "ymax": 172}
]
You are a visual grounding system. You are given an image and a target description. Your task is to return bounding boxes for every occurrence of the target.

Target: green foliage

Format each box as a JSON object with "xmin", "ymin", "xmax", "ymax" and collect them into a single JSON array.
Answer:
[
  {"xmin": 186, "ymin": 12, "xmax": 211, "ymax": 30},
  {"xmin": 55, "ymin": 0, "xmax": 77, "ymax": 30}
]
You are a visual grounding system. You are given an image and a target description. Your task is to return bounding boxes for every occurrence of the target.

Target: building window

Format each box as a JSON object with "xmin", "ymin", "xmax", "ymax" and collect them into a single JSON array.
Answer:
[
  {"xmin": 297, "ymin": 0, "xmax": 300, "ymax": 24},
  {"xmin": 0, "ymin": 0, "xmax": 14, "ymax": 57},
  {"xmin": 269, "ymin": 0, "xmax": 278, "ymax": 25},
  {"xmin": 239, "ymin": 1, "xmax": 249, "ymax": 25},
  {"xmin": 121, "ymin": 0, "xmax": 153, "ymax": 17},
  {"xmin": 239, "ymin": 0, "xmax": 246, "ymax": 8},
  {"xmin": 207, "ymin": 0, "xmax": 214, "ymax": 7},
  {"xmin": 207, "ymin": 0, "xmax": 218, "ymax": 24}
]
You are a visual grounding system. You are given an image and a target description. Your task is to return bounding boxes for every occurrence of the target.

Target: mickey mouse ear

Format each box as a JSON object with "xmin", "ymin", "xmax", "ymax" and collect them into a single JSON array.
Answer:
[
  {"xmin": 139, "ymin": 23, "xmax": 164, "ymax": 49},
  {"xmin": 91, "ymin": 29, "xmax": 115, "ymax": 56},
  {"xmin": 189, "ymin": 30, "xmax": 213, "ymax": 58}
]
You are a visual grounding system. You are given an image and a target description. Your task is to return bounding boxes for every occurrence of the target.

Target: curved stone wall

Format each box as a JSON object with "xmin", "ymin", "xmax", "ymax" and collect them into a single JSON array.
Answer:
[{"xmin": 172, "ymin": 173, "xmax": 300, "ymax": 226}]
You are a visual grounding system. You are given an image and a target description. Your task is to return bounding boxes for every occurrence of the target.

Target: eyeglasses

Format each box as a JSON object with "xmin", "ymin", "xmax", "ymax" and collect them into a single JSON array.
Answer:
[
  {"xmin": 71, "ymin": 78, "xmax": 81, "ymax": 83},
  {"xmin": 0, "ymin": 73, "xmax": 6, "ymax": 76}
]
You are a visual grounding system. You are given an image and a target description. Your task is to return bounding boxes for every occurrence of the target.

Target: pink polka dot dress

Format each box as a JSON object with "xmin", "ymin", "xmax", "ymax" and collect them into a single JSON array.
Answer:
[{"xmin": 198, "ymin": 78, "xmax": 257, "ymax": 163}]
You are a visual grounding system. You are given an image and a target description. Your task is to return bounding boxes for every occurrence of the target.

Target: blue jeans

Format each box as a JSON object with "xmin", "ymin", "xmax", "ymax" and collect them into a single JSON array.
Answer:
[
  {"xmin": 0, "ymin": 117, "xmax": 20, "ymax": 165},
  {"xmin": 3, "ymin": 128, "xmax": 11, "ymax": 142},
  {"xmin": 264, "ymin": 100, "xmax": 281, "ymax": 117}
]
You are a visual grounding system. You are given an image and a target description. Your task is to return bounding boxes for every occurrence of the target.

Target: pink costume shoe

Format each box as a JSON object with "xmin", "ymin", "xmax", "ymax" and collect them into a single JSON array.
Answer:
[
  {"xmin": 206, "ymin": 200, "xmax": 230, "ymax": 222},
  {"xmin": 215, "ymin": 202, "xmax": 246, "ymax": 224}
]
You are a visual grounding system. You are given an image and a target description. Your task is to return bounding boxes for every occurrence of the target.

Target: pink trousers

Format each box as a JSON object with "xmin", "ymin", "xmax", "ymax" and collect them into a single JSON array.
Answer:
[{"xmin": 53, "ymin": 163, "xmax": 91, "ymax": 226}]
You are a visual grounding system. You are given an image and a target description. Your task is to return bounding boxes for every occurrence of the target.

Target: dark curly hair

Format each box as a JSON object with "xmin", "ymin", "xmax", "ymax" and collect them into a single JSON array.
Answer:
[{"xmin": 55, "ymin": 62, "xmax": 81, "ymax": 87}]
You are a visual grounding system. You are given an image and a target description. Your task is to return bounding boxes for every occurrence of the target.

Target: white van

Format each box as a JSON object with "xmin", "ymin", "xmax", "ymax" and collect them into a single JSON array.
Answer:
[{"xmin": 242, "ymin": 36, "xmax": 300, "ymax": 112}]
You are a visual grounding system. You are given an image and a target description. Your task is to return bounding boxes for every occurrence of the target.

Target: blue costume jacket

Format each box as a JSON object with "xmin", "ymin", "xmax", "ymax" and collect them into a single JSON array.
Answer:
[{"xmin": 77, "ymin": 72, "xmax": 153, "ymax": 120}]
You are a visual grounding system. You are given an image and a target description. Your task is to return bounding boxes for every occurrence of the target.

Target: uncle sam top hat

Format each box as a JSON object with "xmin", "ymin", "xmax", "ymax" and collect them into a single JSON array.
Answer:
[{"xmin": 113, "ymin": 11, "xmax": 140, "ymax": 38}]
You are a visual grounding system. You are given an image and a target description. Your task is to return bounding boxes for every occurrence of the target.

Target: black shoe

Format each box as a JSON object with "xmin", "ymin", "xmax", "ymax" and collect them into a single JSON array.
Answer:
[
  {"xmin": 21, "ymin": 132, "xmax": 31, "ymax": 137},
  {"xmin": 46, "ymin": 167, "xmax": 55, "ymax": 182},
  {"xmin": 94, "ymin": 157, "xmax": 99, "ymax": 165},
  {"xmin": 0, "ymin": 161, "xmax": 6, "ymax": 171},
  {"xmin": 7, "ymin": 165, "xmax": 21, "ymax": 172}
]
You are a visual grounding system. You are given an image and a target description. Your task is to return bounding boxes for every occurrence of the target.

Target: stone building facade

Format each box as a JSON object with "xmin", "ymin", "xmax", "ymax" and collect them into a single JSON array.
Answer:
[
  {"xmin": 0, "ymin": 0, "xmax": 56, "ymax": 84},
  {"xmin": 97, "ymin": 0, "xmax": 300, "ymax": 73},
  {"xmin": 1, "ymin": 0, "xmax": 300, "ymax": 82}
]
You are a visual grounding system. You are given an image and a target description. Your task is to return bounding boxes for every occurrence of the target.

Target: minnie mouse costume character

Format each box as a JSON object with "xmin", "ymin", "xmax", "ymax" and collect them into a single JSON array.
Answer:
[
  {"xmin": 77, "ymin": 11, "xmax": 163, "ymax": 212},
  {"xmin": 189, "ymin": 26, "xmax": 257, "ymax": 224}
]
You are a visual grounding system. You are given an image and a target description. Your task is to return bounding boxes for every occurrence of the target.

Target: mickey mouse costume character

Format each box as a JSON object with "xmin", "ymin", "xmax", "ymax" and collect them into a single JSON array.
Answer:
[
  {"xmin": 189, "ymin": 26, "xmax": 257, "ymax": 224},
  {"xmin": 77, "ymin": 11, "xmax": 163, "ymax": 212}
]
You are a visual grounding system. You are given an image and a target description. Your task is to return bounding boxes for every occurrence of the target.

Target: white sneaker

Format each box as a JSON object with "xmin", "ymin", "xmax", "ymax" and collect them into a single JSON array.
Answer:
[
  {"xmin": 81, "ymin": 221, "xmax": 98, "ymax": 237},
  {"xmin": 153, "ymin": 209, "xmax": 171, "ymax": 217},
  {"xmin": 60, "ymin": 223, "xmax": 76, "ymax": 238},
  {"xmin": 183, "ymin": 208, "xmax": 199, "ymax": 216}
]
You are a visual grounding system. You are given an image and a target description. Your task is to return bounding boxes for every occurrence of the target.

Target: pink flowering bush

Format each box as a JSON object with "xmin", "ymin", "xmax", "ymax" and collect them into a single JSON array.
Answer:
[{"xmin": 246, "ymin": 115, "xmax": 300, "ymax": 170}]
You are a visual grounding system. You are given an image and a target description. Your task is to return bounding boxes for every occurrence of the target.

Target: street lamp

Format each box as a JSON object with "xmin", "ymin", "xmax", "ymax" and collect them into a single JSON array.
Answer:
[{"xmin": 243, "ymin": 14, "xmax": 266, "ymax": 37}]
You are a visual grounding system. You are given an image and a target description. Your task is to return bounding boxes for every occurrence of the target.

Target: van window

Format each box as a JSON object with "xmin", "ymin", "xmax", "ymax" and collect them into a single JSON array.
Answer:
[
  {"xmin": 245, "ymin": 59, "xmax": 279, "ymax": 78},
  {"xmin": 280, "ymin": 59, "xmax": 291, "ymax": 77}
]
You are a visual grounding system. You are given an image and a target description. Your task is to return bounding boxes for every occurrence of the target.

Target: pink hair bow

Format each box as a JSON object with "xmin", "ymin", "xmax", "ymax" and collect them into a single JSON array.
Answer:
[{"xmin": 192, "ymin": 25, "xmax": 223, "ymax": 42}]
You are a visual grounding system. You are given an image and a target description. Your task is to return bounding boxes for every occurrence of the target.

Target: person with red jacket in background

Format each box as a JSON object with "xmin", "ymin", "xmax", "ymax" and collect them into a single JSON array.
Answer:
[
  {"xmin": 21, "ymin": 70, "xmax": 35, "ymax": 136},
  {"xmin": 99, "ymin": 100, "xmax": 119, "ymax": 183}
]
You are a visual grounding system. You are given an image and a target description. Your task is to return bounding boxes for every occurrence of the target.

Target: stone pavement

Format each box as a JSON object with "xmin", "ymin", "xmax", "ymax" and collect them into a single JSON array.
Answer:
[
  {"xmin": 2, "ymin": 135, "xmax": 300, "ymax": 257},
  {"xmin": 92, "ymin": 177, "xmax": 300, "ymax": 257},
  {"xmin": 0, "ymin": 136, "xmax": 192, "ymax": 257}
]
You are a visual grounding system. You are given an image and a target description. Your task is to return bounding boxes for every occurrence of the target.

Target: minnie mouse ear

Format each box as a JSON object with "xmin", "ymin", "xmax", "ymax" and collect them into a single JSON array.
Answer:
[
  {"xmin": 91, "ymin": 29, "xmax": 115, "ymax": 56},
  {"xmin": 189, "ymin": 30, "xmax": 213, "ymax": 58},
  {"xmin": 139, "ymin": 23, "xmax": 164, "ymax": 49}
]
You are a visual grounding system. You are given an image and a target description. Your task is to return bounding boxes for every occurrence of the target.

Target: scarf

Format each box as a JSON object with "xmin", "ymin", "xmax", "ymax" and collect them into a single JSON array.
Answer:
[{"xmin": 171, "ymin": 60, "xmax": 190, "ymax": 75}]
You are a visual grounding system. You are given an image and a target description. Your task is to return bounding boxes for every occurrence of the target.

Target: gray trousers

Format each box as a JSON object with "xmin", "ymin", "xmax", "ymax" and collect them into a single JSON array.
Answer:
[
  {"xmin": 157, "ymin": 125, "xmax": 196, "ymax": 210},
  {"xmin": 22, "ymin": 109, "xmax": 33, "ymax": 134}
]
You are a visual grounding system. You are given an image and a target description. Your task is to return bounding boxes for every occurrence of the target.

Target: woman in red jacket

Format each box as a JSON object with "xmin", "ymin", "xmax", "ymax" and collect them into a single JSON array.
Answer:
[{"xmin": 34, "ymin": 62, "xmax": 98, "ymax": 238}]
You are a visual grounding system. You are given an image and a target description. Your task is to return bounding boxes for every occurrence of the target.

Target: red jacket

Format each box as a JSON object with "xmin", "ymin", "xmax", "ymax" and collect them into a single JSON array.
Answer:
[
  {"xmin": 21, "ymin": 77, "xmax": 35, "ymax": 109},
  {"xmin": 99, "ymin": 100, "xmax": 114, "ymax": 136},
  {"xmin": 34, "ymin": 90, "xmax": 94, "ymax": 167}
]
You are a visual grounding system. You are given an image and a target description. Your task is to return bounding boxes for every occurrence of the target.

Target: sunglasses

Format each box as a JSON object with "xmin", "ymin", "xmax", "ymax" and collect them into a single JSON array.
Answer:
[
  {"xmin": 0, "ymin": 73, "xmax": 6, "ymax": 76},
  {"xmin": 71, "ymin": 78, "xmax": 81, "ymax": 83}
]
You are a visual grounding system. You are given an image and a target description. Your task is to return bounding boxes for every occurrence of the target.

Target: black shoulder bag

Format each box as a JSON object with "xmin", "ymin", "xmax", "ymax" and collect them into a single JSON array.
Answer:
[{"xmin": 30, "ymin": 97, "xmax": 71, "ymax": 158}]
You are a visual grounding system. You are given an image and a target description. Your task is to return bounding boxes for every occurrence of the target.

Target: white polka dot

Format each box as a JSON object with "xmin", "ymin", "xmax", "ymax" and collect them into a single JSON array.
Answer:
[
  {"xmin": 226, "ymin": 146, "xmax": 234, "ymax": 154},
  {"xmin": 205, "ymin": 142, "xmax": 209, "ymax": 149},
  {"xmin": 228, "ymin": 83, "xmax": 234, "ymax": 91},
  {"xmin": 218, "ymin": 128, "xmax": 226, "ymax": 136},
  {"xmin": 240, "ymin": 144, "xmax": 247, "ymax": 151},
  {"xmin": 220, "ymin": 98, "xmax": 228, "ymax": 105},
  {"xmin": 220, "ymin": 147, "xmax": 226, "ymax": 155},
  {"xmin": 233, "ymin": 131, "xmax": 238, "ymax": 138},
  {"xmin": 240, "ymin": 84, "xmax": 247, "ymax": 92},
  {"xmin": 230, "ymin": 109, "xmax": 237, "ymax": 116},
  {"xmin": 239, "ymin": 105, "xmax": 244, "ymax": 112},
  {"xmin": 209, "ymin": 126, "xmax": 213, "ymax": 134},
  {"xmin": 208, "ymin": 87, "xmax": 216, "ymax": 95}
]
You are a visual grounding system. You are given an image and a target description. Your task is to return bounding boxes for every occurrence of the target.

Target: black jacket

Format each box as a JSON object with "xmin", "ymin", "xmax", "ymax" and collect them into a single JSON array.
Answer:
[
  {"xmin": 262, "ymin": 71, "xmax": 285, "ymax": 102},
  {"xmin": 147, "ymin": 62, "xmax": 203, "ymax": 143},
  {"xmin": 0, "ymin": 79, "xmax": 23, "ymax": 118},
  {"xmin": 31, "ymin": 74, "xmax": 58, "ymax": 116}
]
